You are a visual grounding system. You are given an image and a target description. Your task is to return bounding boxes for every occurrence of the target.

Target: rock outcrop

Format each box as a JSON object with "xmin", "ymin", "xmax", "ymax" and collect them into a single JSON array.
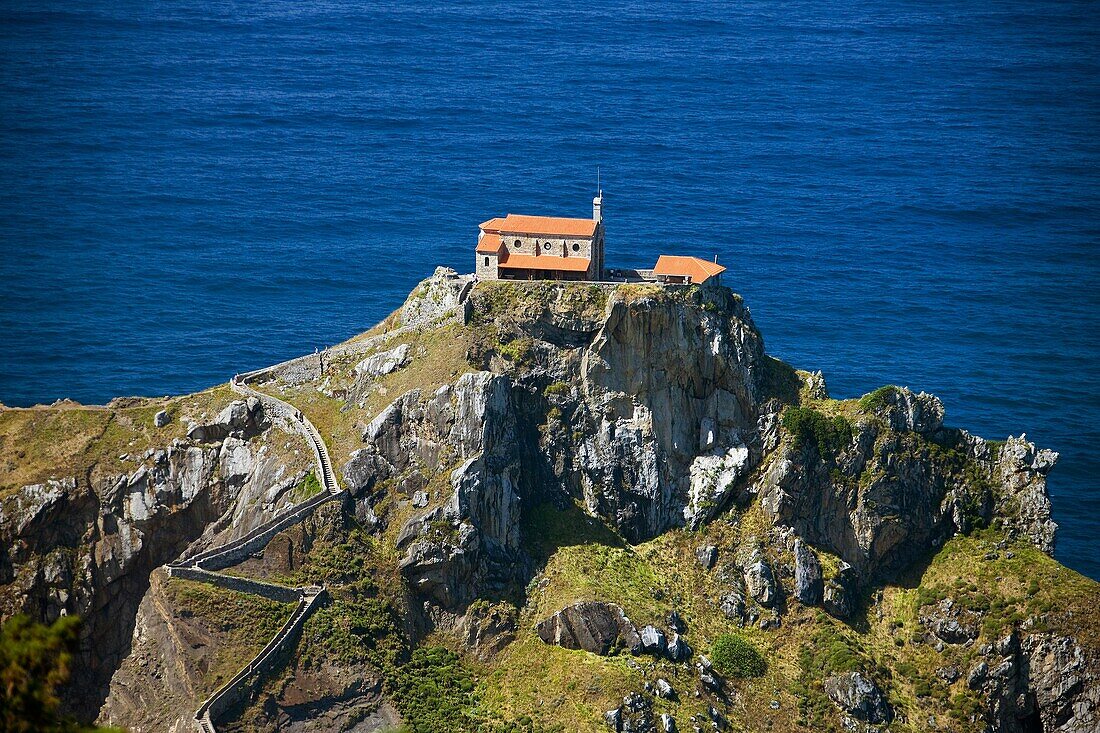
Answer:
[
  {"xmin": 353, "ymin": 343, "xmax": 410, "ymax": 379},
  {"xmin": 186, "ymin": 397, "xmax": 268, "ymax": 443},
  {"xmin": 823, "ymin": 671, "xmax": 893, "ymax": 724},
  {"xmin": 574, "ymin": 287, "xmax": 768, "ymax": 543},
  {"xmin": 996, "ymin": 435, "xmax": 1059, "ymax": 554},
  {"xmin": 399, "ymin": 266, "xmax": 474, "ymax": 329},
  {"xmin": 964, "ymin": 630, "xmax": 1099, "ymax": 733},
  {"xmin": 792, "ymin": 539, "xmax": 823, "ymax": 606},
  {"xmin": 536, "ymin": 602, "xmax": 642, "ymax": 655}
]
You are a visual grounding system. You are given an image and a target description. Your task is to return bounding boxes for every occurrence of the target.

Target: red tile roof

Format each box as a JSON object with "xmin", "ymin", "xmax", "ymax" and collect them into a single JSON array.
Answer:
[
  {"xmin": 652, "ymin": 255, "xmax": 727, "ymax": 284},
  {"xmin": 476, "ymin": 232, "xmax": 503, "ymax": 254},
  {"xmin": 479, "ymin": 217, "xmax": 507, "ymax": 232},
  {"xmin": 481, "ymin": 214, "xmax": 597, "ymax": 238},
  {"xmin": 498, "ymin": 252, "xmax": 591, "ymax": 272}
]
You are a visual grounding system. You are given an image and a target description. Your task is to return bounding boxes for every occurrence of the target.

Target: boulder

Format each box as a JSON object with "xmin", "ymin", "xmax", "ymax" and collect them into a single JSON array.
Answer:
[
  {"xmin": 695, "ymin": 545, "xmax": 717, "ymax": 570},
  {"xmin": 743, "ymin": 553, "xmax": 776, "ymax": 607},
  {"xmin": 659, "ymin": 712, "xmax": 676, "ymax": 733},
  {"xmin": 699, "ymin": 672, "xmax": 722, "ymax": 694},
  {"xmin": 684, "ymin": 443, "xmax": 750, "ymax": 529},
  {"xmin": 666, "ymin": 632, "xmax": 691, "ymax": 662},
  {"xmin": 793, "ymin": 539, "xmax": 823, "ymax": 606},
  {"xmin": 536, "ymin": 602, "xmax": 642, "ymax": 656},
  {"xmin": 616, "ymin": 692, "xmax": 655, "ymax": 733},
  {"xmin": 936, "ymin": 665, "xmax": 960, "ymax": 683},
  {"xmin": 967, "ymin": 661, "xmax": 988, "ymax": 690},
  {"xmin": 655, "ymin": 678, "xmax": 675, "ymax": 700},
  {"xmin": 640, "ymin": 625, "xmax": 666, "ymax": 655},
  {"xmin": 823, "ymin": 561, "xmax": 857, "ymax": 619},
  {"xmin": 354, "ymin": 343, "xmax": 411, "ymax": 380},
  {"xmin": 186, "ymin": 399, "xmax": 265, "ymax": 442},
  {"xmin": 919, "ymin": 598, "xmax": 981, "ymax": 645},
  {"xmin": 823, "ymin": 671, "xmax": 893, "ymax": 724},
  {"xmin": 720, "ymin": 588, "xmax": 745, "ymax": 621},
  {"xmin": 153, "ymin": 410, "xmax": 170, "ymax": 428}
]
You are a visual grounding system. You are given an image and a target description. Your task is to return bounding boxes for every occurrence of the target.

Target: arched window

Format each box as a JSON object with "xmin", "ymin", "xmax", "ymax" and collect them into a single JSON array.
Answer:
[
  {"xmin": 483, "ymin": 257, "xmax": 489, "ymax": 266},
  {"xmin": 514, "ymin": 239, "xmax": 521, "ymax": 248}
]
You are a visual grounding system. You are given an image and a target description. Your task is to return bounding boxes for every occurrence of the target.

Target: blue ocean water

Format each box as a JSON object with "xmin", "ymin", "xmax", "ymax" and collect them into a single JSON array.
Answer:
[{"xmin": 1, "ymin": 1, "xmax": 1097, "ymax": 578}]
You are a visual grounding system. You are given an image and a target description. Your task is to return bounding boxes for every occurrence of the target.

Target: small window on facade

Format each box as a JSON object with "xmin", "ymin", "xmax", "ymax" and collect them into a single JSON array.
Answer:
[
  {"xmin": 484, "ymin": 257, "xmax": 489, "ymax": 266},
  {"xmin": 572, "ymin": 242, "xmax": 580, "ymax": 252},
  {"xmin": 514, "ymin": 239, "xmax": 521, "ymax": 248},
  {"xmin": 543, "ymin": 242, "xmax": 551, "ymax": 251}
]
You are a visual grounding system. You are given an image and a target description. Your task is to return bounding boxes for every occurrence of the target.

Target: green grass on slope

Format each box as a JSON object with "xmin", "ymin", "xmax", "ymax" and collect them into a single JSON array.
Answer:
[
  {"xmin": 475, "ymin": 500, "xmax": 799, "ymax": 732},
  {"xmin": 0, "ymin": 385, "xmax": 234, "ymax": 495},
  {"xmin": 163, "ymin": 577, "xmax": 295, "ymax": 698},
  {"xmin": 481, "ymin": 499, "xmax": 1100, "ymax": 733}
]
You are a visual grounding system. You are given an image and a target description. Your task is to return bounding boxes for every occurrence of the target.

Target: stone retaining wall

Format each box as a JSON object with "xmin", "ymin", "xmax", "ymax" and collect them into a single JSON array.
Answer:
[
  {"xmin": 193, "ymin": 589, "xmax": 328, "ymax": 732},
  {"xmin": 230, "ymin": 379, "xmax": 341, "ymax": 497},
  {"xmin": 177, "ymin": 489, "xmax": 342, "ymax": 571},
  {"xmin": 166, "ymin": 566, "xmax": 302, "ymax": 604}
]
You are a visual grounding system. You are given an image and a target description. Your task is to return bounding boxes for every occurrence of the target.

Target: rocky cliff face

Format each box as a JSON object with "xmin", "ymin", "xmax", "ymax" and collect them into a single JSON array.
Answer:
[
  {"xmin": 347, "ymin": 283, "xmax": 781, "ymax": 615},
  {"xmin": 343, "ymin": 279, "xmax": 1060, "ymax": 616},
  {"xmin": 0, "ymin": 271, "xmax": 1093, "ymax": 733},
  {"xmin": 0, "ymin": 397, "xmax": 308, "ymax": 718}
]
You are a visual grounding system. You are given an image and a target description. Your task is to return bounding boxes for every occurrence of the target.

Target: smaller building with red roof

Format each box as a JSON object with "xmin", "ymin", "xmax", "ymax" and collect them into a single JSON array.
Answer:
[{"xmin": 651, "ymin": 254, "xmax": 726, "ymax": 285}]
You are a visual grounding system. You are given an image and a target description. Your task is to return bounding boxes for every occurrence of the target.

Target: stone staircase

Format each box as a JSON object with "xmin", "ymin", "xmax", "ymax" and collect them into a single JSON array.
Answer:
[{"xmin": 163, "ymin": 376, "xmax": 349, "ymax": 732}]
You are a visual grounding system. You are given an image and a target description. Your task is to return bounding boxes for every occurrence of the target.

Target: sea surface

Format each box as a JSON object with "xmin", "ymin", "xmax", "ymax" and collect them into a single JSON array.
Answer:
[{"xmin": 1, "ymin": 1, "xmax": 1097, "ymax": 578}]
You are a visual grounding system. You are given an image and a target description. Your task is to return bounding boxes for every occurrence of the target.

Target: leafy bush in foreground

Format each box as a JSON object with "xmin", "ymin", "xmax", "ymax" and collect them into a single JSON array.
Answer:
[{"xmin": 0, "ymin": 614, "xmax": 123, "ymax": 733}]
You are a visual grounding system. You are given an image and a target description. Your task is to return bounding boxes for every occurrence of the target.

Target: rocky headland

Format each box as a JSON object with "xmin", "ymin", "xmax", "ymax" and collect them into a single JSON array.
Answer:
[{"xmin": 1, "ymin": 268, "xmax": 1095, "ymax": 733}]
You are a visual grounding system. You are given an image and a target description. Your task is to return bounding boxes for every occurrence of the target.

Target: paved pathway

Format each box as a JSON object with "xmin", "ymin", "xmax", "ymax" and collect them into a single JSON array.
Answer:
[{"xmin": 230, "ymin": 375, "xmax": 342, "ymax": 496}]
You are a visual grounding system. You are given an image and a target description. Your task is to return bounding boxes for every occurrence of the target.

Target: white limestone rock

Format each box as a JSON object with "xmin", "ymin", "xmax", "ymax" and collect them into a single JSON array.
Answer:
[
  {"xmin": 354, "ymin": 343, "xmax": 411, "ymax": 380},
  {"xmin": 684, "ymin": 442, "xmax": 750, "ymax": 529}
]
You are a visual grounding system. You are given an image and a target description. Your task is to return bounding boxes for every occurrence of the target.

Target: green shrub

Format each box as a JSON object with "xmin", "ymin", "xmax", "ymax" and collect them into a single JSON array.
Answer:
[
  {"xmin": 498, "ymin": 337, "xmax": 536, "ymax": 366},
  {"xmin": 289, "ymin": 471, "xmax": 323, "ymax": 503},
  {"xmin": 543, "ymin": 381, "xmax": 571, "ymax": 398},
  {"xmin": 305, "ymin": 598, "xmax": 403, "ymax": 669},
  {"xmin": 858, "ymin": 385, "xmax": 899, "ymax": 412},
  {"xmin": 710, "ymin": 634, "xmax": 767, "ymax": 678},
  {"xmin": 0, "ymin": 614, "xmax": 123, "ymax": 733},
  {"xmin": 390, "ymin": 646, "xmax": 478, "ymax": 732},
  {"xmin": 782, "ymin": 407, "xmax": 852, "ymax": 459}
]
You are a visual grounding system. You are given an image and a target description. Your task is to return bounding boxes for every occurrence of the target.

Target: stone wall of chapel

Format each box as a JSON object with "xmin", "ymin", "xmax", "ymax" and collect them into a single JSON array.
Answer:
[
  {"xmin": 499, "ymin": 233, "xmax": 594, "ymax": 260},
  {"xmin": 476, "ymin": 252, "xmax": 499, "ymax": 279}
]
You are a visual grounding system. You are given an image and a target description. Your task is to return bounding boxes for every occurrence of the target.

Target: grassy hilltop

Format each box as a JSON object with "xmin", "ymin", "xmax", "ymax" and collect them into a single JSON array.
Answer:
[{"xmin": 1, "ymin": 272, "xmax": 1096, "ymax": 733}]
